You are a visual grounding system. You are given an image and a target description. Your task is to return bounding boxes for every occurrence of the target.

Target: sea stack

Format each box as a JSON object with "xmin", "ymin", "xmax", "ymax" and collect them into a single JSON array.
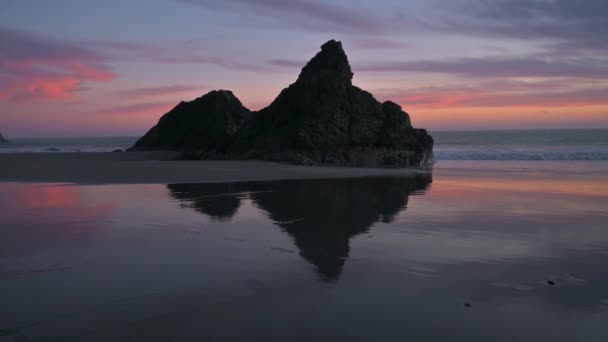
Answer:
[
  {"xmin": 130, "ymin": 40, "xmax": 434, "ymax": 167},
  {"xmin": 0, "ymin": 132, "xmax": 7, "ymax": 143}
]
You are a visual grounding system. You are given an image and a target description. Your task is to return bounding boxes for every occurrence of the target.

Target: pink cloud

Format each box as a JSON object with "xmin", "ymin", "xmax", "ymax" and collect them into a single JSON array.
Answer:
[
  {"xmin": 0, "ymin": 74, "xmax": 81, "ymax": 101},
  {"xmin": 0, "ymin": 28, "xmax": 116, "ymax": 102}
]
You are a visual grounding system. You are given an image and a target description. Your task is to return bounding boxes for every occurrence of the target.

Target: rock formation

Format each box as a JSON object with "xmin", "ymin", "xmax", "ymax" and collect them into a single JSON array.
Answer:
[
  {"xmin": 131, "ymin": 90, "xmax": 251, "ymax": 154},
  {"xmin": 0, "ymin": 132, "xmax": 7, "ymax": 143},
  {"xmin": 130, "ymin": 40, "xmax": 434, "ymax": 167}
]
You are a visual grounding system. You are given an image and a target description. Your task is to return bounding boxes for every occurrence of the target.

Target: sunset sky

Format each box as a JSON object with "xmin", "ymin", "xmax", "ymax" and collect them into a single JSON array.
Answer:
[{"xmin": 1, "ymin": 0, "xmax": 607, "ymax": 138}]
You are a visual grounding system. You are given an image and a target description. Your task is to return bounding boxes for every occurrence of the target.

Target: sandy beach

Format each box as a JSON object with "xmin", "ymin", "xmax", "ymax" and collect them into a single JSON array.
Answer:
[{"xmin": 0, "ymin": 151, "xmax": 431, "ymax": 184}]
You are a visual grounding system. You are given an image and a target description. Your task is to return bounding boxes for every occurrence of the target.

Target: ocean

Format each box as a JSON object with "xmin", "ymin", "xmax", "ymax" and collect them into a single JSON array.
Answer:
[
  {"xmin": 0, "ymin": 136, "xmax": 137, "ymax": 153},
  {"xmin": 434, "ymin": 129, "xmax": 608, "ymax": 161},
  {"xmin": 1, "ymin": 129, "xmax": 607, "ymax": 160}
]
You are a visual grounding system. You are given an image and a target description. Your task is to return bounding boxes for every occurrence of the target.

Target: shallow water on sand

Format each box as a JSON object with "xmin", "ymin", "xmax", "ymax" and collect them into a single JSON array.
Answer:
[{"xmin": 1, "ymin": 163, "xmax": 608, "ymax": 341}]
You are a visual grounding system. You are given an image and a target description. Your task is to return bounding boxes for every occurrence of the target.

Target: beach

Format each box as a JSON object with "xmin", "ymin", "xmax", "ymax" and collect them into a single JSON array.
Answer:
[
  {"xmin": 1, "ymin": 150, "xmax": 607, "ymax": 185},
  {"xmin": 1, "ymin": 156, "xmax": 607, "ymax": 341}
]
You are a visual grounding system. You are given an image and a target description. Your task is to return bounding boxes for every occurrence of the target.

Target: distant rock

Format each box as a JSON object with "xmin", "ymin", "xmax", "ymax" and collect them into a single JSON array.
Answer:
[
  {"xmin": 130, "ymin": 40, "xmax": 434, "ymax": 167},
  {"xmin": 112, "ymin": 149, "xmax": 124, "ymax": 153},
  {"xmin": 130, "ymin": 90, "xmax": 252, "ymax": 158},
  {"xmin": 0, "ymin": 132, "xmax": 7, "ymax": 143}
]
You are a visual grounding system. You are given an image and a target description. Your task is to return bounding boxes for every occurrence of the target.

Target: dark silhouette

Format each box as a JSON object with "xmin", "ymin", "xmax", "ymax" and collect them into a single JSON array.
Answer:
[
  {"xmin": 131, "ymin": 40, "xmax": 434, "ymax": 167},
  {"xmin": 0, "ymin": 132, "xmax": 7, "ymax": 143},
  {"xmin": 168, "ymin": 175, "xmax": 432, "ymax": 281},
  {"xmin": 130, "ymin": 90, "xmax": 251, "ymax": 155},
  {"xmin": 168, "ymin": 182, "xmax": 246, "ymax": 221}
]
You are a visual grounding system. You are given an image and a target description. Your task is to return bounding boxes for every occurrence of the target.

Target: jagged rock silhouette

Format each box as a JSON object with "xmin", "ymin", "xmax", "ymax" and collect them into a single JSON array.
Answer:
[{"xmin": 131, "ymin": 40, "xmax": 433, "ymax": 167}]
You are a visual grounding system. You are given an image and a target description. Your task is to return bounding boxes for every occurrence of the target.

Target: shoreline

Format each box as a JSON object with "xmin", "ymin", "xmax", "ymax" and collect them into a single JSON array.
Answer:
[
  {"xmin": 0, "ymin": 151, "xmax": 430, "ymax": 185},
  {"xmin": 1, "ymin": 152, "xmax": 607, "ymax": 185}
]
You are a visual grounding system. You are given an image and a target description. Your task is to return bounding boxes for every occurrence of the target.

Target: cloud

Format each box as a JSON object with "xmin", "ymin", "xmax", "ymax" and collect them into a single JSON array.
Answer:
[
  {"xmin": 94, "ymin": 101, "xmax": 175, "ymax": 116},
  {"xmin": 0, "ymin": 27, "xmax": 116, "ymax": 102},
  {"xmin": 433, "ymin": 0, "xmax": 608, "ymax": 52},
  {"xmin": 156, "ymin": 55, "xmax": 271, "ymax": 71},
  {"xmin": 81, "ymin": 39, "xmax": 272, "ymax": 72},
  {"xmin": 177, "ymin": 0, "xmax": 387, "ymax": 33},
  {"xmin": 358, "ymin": 56, "xmax": 608, "ymax": 79},
  {"xmin": 179, "ymin": 0, "xmax": 607, "ymax": 54},
  {"xmin": 116, "ymin": 85, "xmax": 206, "ymax": 98},
  {"xmin": 352, "ymin": 38, "xmax": 408, "ymax": 50},
  {"xmin": 269, "ymin": 59, "xmax": 303, "ymax": 68},
  {"xmin": 376, "ymin": 82, "xmax": 608, "ymax": 108}
]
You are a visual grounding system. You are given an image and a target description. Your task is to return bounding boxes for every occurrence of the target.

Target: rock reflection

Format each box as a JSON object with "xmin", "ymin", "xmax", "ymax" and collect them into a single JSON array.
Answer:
[
  {"xmin": 168, "ymin": 183, "xmax": 245, "ymax": 221},
  {"xmin": 168, "ymin": 175, "xmax": 432, "ymax": 281}
]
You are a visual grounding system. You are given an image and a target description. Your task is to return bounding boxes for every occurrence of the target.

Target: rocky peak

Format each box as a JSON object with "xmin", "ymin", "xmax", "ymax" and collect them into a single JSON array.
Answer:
[
  {"xmin": 129, "ymin": 89, "xmax": 251, "ymax": 151},
  {"xmin": 206, "ymin": 89, "xmax": 239, "ymax": 102},
  {"xmin": 129, "ymin": 40, "xmax": 434, "ymax": 167},
  {"xmin": 186, "ymin": 89, "xmax": 242, "ymax": 108},
  {"xmin": 298, "ymin": 39, "xmax": 353, "ymax": 86}
]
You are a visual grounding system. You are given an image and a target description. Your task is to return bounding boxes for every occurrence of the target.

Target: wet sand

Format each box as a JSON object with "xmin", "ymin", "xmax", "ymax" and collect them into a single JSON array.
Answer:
[
  {"xmin": 1, "ymin": 162, "xmax": 608, "ymax": 341},
  {"xmin": 0, "ymin": 151, "xmax": 429, "ymax": 184}
]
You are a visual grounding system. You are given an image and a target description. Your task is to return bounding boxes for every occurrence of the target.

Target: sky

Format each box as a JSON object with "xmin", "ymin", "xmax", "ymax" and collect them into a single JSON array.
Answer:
[{"xmin": 1, "ymin": 0, "xmax": 607, "ymax": 138}]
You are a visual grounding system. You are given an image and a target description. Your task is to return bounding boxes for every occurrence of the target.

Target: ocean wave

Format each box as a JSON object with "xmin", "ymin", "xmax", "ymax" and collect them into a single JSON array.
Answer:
[
  {"xmin": 0, "ymin": 137, "xmax": 136, "ymax": 154},
  {"xmin": 435, "ymin": 148, "xmax": 608, "ymax": 161}
]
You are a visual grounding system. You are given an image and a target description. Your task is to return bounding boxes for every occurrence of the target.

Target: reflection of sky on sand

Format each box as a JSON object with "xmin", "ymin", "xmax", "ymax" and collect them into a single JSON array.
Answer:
[
  {"xmin": 0, "ymin": 183, "xmax": 114, "ymax": 258},
  {"xmin": 382, "ymin": 176, "xmax": 608, "ymax": 263},
  {"xmin": 1, "ymin": 164, "xmax": 608, "ymax": 341}
]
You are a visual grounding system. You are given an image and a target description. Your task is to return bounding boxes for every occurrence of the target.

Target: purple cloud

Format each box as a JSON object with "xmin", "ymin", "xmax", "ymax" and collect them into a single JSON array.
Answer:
[
  {"xmin": 358, "ymin": 56, "xmax": 608, "ymax": 79},
  {"xmin": 157, "ymin": 55, "xmax": 271, "ymax": 72},
  {"xmin": 79, "ymin": 39, "xmax": 272, "ymax": 72},
  {"xmin": 352, "ymin": 38, "xmax": 408, "ymax": 50},
  {"xmin": 433, "ymin": 0, "xmax": 608, "ymax": 52},
  {"xmin": 269, "ymin": 59, "xmax": 304, "ymax": 68},
  {"xmin": 178, "ymin": 0, "xmax": 386, "ymax": 33},
  {"xmin": 116, "ymin": 85, "xmax": 207, "ymax": 98},
  {"xmin": 94, "ymin": 101, "xmax": 175, "ymax": 116}
]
